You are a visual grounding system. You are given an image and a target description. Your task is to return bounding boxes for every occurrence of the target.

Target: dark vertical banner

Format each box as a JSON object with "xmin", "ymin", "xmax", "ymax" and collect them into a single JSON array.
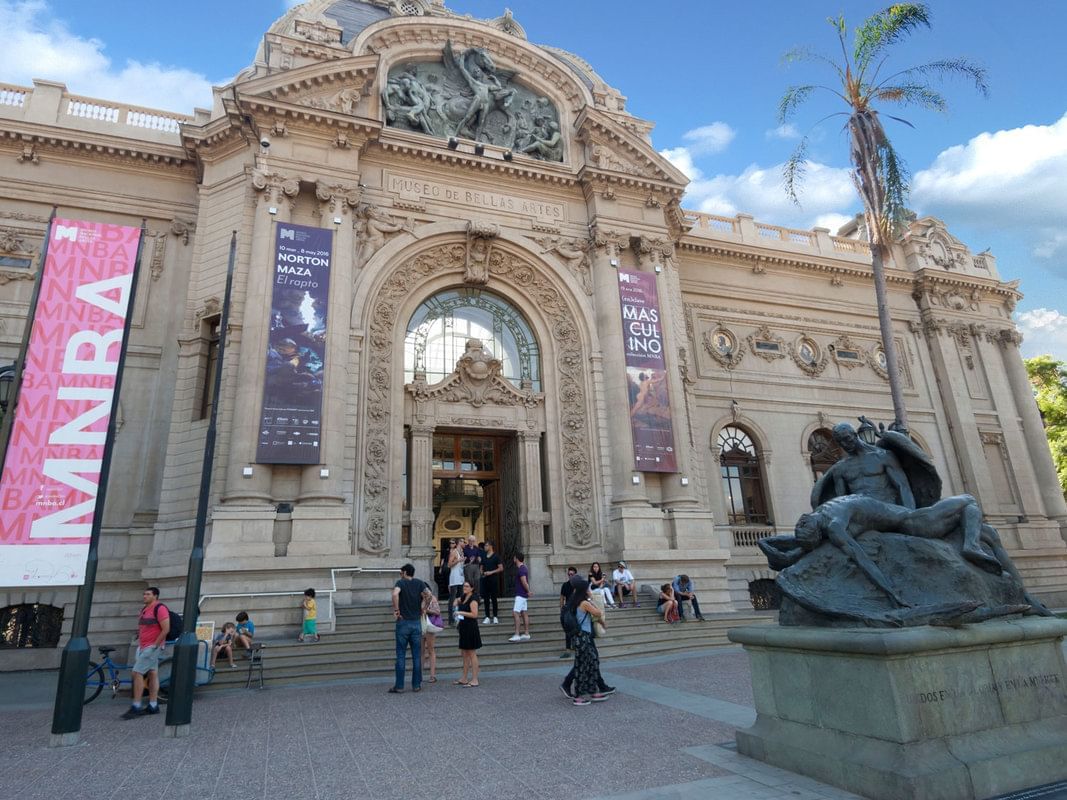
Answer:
[
  {"xmin": 618, "ymin": 269, "xmax": 677, "ymax": 472},
  {"xmin": 256, "ymin": 222, "xmax": 332, "ymax": 465}
]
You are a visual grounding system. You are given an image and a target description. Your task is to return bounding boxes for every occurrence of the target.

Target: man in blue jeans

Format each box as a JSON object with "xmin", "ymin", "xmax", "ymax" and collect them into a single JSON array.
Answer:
[{"xmin": 390, "ymin": 563, "xmax": 433, "ymax": 694}]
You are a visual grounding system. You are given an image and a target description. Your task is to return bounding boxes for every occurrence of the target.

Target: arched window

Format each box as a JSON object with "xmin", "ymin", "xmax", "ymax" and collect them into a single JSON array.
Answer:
[
  {"xmin": 717, "ymin": 425, "xmax": 769, "ymax": 525},
  {"xmin": 404, "ymin": 289, "xmax": 541, "ymax": 390},
  {"xmin": 807, "ymin": 428, "xmax": 844, "ymax": 481}
]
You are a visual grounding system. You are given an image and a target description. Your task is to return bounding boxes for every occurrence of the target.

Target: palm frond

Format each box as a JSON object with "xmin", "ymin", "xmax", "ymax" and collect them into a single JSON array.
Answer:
[
  {"xmin": 881, "ymin": 58, "xmax": 989, "ymax": 96},
  {"xmin": 782, "ymin": 137, "xmax": 810, "ymax": 207},
  {"xmin": 777, "ymin": 85, "xmax": 817, "ymax": 123},
  {"xmin": 781, "ymin": 46, "xmax": 846, "ymax": 81},
  {"xmin": 872, "ymin": 84, "xmax": 947, "ymax": 112},
  {"xmin": 878, "ymin": 135, "xmax": 912, "ymax": 235},
  {"xmin": 854, "ymin": 4, "xmax": 932, "ymax": 71}
]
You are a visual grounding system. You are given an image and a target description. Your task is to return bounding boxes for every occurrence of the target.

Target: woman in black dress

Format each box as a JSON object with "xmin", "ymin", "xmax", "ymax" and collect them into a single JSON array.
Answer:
[{"xmin": 454, "ymin": 579, "xmax": 482, "ymax": 687}]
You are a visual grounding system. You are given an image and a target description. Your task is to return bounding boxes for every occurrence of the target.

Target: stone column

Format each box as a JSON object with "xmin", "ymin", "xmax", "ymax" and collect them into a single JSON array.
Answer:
[
  {"xmin": 516, "ymin": 429, "xmax": 551, "ymax": 593},
  {"xmin": 222, "ymin": 170, "xmax": 297, "ymax": 503},
  {"xmin": 288, "ymin": 182, "xmax": 362, "ymax": 556},
  {"xmin": 591, "ymin": 228, "xmax": 648, "ymax": 507},
  {"xmin": 208, "ymin": 171, "xmax": 297, "ymax": 561},
  {"xmin": 407, "ymin": 423, "xmax": 437, "ymax": 566},
  {"xmin": 997, "ymin": 329, "xmax": 1067, "ymax": 520}
]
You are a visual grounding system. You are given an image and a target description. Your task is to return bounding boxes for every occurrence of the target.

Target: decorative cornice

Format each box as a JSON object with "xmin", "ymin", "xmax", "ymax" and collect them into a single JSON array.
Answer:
[{"xmin": 0, "ymin": 126, "xmax": 190, "ymax": 168}]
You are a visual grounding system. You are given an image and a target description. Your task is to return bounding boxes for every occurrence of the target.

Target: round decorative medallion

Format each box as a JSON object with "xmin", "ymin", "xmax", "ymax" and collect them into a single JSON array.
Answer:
[
  {"xmin": 875, "ymin": 348, "xmax": 887, "ymax": 370},
  {"xmin": 443, "ymin": 519, "xmax": 463, "ymax": 532},
  {"xmin": 798, "ymin": 338, "xmax": 819, "ymax": 365},
  {"xmin": 711, "ymin": 329, "xmax": 736, "ymax": 356}
]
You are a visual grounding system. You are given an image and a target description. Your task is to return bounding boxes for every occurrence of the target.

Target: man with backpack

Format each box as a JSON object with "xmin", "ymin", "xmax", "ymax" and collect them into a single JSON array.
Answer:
[{"xmin": 122, "ymin": 587, "xmax": 174, "ymax": 719}]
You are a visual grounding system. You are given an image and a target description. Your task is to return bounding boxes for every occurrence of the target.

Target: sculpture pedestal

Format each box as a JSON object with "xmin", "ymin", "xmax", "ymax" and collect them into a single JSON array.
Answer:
[{"xmin": 729, "ymin": 618, "xmax": 1067, "ymax": 800}]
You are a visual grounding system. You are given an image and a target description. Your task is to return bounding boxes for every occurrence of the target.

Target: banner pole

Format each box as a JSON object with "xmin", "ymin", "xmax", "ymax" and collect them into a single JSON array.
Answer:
[
  {"xmin": 165, "ymin": 231, "xmax": 238, "ymax": 735},
  {"xmin": 0, "ymin": 207, "xmax": 56, "ymax": 471},
  {"xmin": 50, "ymin": 220, "xmax": 148, "ymax": 747}
]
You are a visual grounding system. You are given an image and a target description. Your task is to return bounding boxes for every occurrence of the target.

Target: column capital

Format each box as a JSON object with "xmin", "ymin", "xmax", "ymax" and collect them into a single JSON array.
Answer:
[{"xmin": 251, "ymin": 168, "xmax": 299, "ymax": 208}]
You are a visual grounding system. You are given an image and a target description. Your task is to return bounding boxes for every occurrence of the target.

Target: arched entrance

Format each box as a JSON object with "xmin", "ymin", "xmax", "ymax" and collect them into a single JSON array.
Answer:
[{"xmin": 354, "ymin": 238, "xmax": 598, "ymax": 568}]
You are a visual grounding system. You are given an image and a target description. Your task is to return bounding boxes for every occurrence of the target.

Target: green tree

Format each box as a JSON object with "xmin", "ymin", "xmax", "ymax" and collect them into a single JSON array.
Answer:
[
  {"xmin": 1025, "ymin": 355, "xmax": 1067, "ymax": 495},
  {"xmin": 778, "ymin": 3, "xmax": 987, "ymax": 429}
]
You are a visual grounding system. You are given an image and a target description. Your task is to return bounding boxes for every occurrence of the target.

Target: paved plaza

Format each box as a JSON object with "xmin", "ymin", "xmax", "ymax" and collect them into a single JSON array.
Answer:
[{"xmin": 1, "ymin": 647, "xmax": 868, "ymax": 800}]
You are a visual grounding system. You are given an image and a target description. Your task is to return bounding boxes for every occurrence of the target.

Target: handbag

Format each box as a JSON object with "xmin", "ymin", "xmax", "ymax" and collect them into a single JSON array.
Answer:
[{"xmin": 421, "ymin": 614, "xmax": 444, "ymax": 635}]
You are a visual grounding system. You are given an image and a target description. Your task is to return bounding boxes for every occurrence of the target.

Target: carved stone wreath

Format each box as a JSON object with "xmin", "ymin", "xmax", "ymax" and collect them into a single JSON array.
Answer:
[
  {"xmin": 788, "ymin": 335, "xmax": 830, "ymax": 378},
  {"xmin": 867, "ymin": 348, "xmax": 890, "ymax": 380},
  {"xmin": 361, "ymin": 241, "xmax": 594, "ymax": 552},
  {"xmin": 702, "ymin": 326, "xmax": 745, "ymax": 369},
  {"xmin": 746, "ymin": 325, "xmax": 786, "ymax": 362}
]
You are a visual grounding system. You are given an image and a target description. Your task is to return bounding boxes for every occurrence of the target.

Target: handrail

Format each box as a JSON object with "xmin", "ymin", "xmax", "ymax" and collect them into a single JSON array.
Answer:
[{"xmin": 199, "ymin": 566, "xmax": 401, "ymax": 633}]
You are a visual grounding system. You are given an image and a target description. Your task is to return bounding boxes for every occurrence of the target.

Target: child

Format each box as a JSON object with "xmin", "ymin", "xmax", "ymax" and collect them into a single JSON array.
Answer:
[
  {"xmin": 299, "ymin": 588, "xmax": 319, "ymax": 643},
  {"xmin": 235, "ymin": 611, "xmax": 255, "ymax": 649},
  {"xmin": 211, "ymin": 622, "xmax": 237, "ymax": 668}
]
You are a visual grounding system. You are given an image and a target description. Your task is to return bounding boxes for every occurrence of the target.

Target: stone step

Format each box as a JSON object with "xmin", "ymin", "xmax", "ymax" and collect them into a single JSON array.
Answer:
[{"xmin": 200, "ymin": 604, "xmax": 773, "ymax": 691}]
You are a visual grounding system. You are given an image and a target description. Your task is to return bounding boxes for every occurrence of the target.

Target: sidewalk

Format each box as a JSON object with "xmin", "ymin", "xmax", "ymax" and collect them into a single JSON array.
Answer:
[{"xmin": 0, "ymin": 647, "xmax": 865, "ymax": 800}]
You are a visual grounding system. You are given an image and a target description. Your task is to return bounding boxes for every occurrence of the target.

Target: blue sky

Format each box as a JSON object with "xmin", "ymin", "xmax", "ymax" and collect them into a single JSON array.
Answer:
[{"xmin": 2, "ymin": 0, "xmax": 1064, "ymax": 358}]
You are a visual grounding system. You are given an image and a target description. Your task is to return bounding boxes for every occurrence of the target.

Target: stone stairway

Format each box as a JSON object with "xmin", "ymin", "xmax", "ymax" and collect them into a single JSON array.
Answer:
[{"xmin": 205, "ymin": 597, "xmax": 775, "ymax": 690}]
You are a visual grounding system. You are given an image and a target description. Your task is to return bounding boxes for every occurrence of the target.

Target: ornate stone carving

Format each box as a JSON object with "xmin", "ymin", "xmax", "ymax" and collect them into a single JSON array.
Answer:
[
  {"xmin": 251, "ymin": 169, "xmax": 299, "ymax": 206},
  {"xmin": 747, "ymin": 325, "xmax": 786, "ymax": 362},
  {"xmin": 408, "ymin": 338, "xmax": 544, "ymax": 408},
  {"xmin": 464, "ymin": 221, "xmax": 498, "ymax": 285},
  {"xmin": 302, "ymin": 85, "xmax": 364, "ymax": 115},
  {"xmin": 534, "ymin": 235, "xmax": 593, "ymax": 295},
  {"xmin": 0, "ymin": 269, "xmax": 35, "ymax": 285},
  {"xmin": 293, "ymin": 18, "xmax": 343, "ymax": 45},
  {"xmin": 149, "ymin": 233, "xmax": 166, "ymax": 282},
  {"xmin": 169, "ymin": 220, "xmax": 192, "ymax": 245},
  {"xmin": 702, "ymin": 325, "xmax": 745, "ymax": 369},
  {"xmin": 16, "ymin": 144, "xmax": 39, "ymax": 165},
  {"xmin": 589, "ymin": 143, "xmax": 650, "ymax": 177},
  {"xmin": 789, "ymin": 335, "xmax": 830, "ymax": 377},
  {"xmin": 355, "ymin": 205, "xmax": 410, "ymax": 268},
  {"xmin": 362, "ymin": 241, "xmax": 595, "ymax": 552},
  {"xmin": 382, "ymin": 41, "xmax": 563, "ymax": 161},
  {"xmin": 195, "ymin": 296, "xmax": 221, "ymax": 321},
  {"xmin": 867, "ymin": 347, "xmax": 890, "ymax": 380},
  {"xmin": 830, "ymin": 335, "xmax": 866, "ymax": 369},
  {"xmin": 0, "ymin": 227, "xmax": 29, "ymax": 254},
  {"xmin": 316, "ymin": 181, "xmax": 362, "ymax": 210}
]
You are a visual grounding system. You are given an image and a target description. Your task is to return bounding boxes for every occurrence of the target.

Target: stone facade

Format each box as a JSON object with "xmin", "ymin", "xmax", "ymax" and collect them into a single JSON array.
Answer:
[{"xmin": 1, "ymin": 0, "xmax": 1065, "ymax": 667}]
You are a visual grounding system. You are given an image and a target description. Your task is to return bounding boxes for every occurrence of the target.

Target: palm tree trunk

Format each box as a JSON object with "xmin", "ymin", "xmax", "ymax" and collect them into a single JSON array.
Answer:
[{"xmin": 869, "ymin": 240, "xmax": 909, "ymax": 429}]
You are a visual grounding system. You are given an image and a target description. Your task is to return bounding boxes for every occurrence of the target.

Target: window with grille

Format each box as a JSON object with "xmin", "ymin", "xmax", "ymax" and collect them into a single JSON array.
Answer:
[
  {"xmin": 0, "ymin": 603, "xmax": 63, "ymax": 648},
  {"xmin": 717, "ymin": 425, "xmax": 769, "ymax": 525}
]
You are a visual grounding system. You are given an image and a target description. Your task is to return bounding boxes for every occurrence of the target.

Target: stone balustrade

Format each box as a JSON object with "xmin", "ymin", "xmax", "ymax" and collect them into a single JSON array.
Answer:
[
  {"xmin": 731, "ymin": 526, "xmax": 775, "ymax": 549},
  {"xmin": 0, "ymin": 80, "xmax": 197, "ymax": 144},
  {"xmin": 684, "ymin": 210, "xmax": 874, "ymax": 263}
]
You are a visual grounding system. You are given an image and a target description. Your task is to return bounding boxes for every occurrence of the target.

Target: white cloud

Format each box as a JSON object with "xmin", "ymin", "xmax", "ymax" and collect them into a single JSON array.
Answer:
[
  {"xmin": 766, "ymin": 123, "xmax": 800, "ymax": 140},
  {"xmin": 681, "ymin": 122, "xmax": 736, "ymax": 155},
  {"xmin": 0, "ymin": 0, "xmax": 216, "ymax": 113},
  {"xmin": 913, "ymin": 113, "xmax": 1067, "ymax": 261},
  {"xmin": 683, "ymin": 159, "xmax": 856, "ymax": 230},
  {"xmin": 1016, "ymin": 308, "xmax": 1067, "ymax": 361},
  {"xmin": 659, "ymin": 146, "xmax": 703, "ymax": 181}
]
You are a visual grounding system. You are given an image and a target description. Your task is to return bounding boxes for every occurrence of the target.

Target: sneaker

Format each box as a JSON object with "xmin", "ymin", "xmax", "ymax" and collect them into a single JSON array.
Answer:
[
  {"xmin": 508, "ymin": 634, "xmax": 522, "ymax": 642},
  {"xmin": 144, "ymin": 704, "xmax": 160, "ymax": 715},
  {"xmin": 599, "ymin": 685, "xmax": 616, "ymax": 695},
  {"xmin": 387, "ymin": 687, "xmax": 404, "ymax": 694},
  {"xmin": 560, "ymin": 684, "xmax": 574, "ymax": 699},
  {"xmin": 120, "ymin": 706, "xmax": 145, "ymax": 720},
  {"xmin": 492, "ymin": 617, "xmax": 499, "ymax": 624},
  {"xmin": 572, "ymin": 697, "xmax": 591, "ymax": 706},
  {"xmin": 591, "ymin": 693, "xmax": 608, "ymax": 702},
  {"xmin": 483, "ymin": 617, "xmax": 491, "ymax": 625},
  {"xmin": 519, "ymin": 633, "xmax": 531, "ymax": 640}
]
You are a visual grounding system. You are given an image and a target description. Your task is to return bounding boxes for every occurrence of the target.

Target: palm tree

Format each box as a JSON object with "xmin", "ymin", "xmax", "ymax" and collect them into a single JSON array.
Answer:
[{"xmin": 778, "ymin": 3, "xmax": 987, "ymax": 430}]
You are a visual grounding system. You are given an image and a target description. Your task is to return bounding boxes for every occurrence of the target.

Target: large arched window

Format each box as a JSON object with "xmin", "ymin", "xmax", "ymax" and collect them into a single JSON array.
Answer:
[
  {"xmin": 717, "ymin": 425, "xmax": 769, "ymax": 525},
  {"xmin": 404, "ymin": 289, "xmax": 541, "ymax": 390},
  {"xmin": 807, "ymin": 428, "xmax": 844, "ymax": 481}
]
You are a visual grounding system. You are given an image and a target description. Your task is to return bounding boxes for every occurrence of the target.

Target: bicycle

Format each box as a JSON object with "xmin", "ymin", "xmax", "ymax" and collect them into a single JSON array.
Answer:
[{"xmin": 83, "ymin": 642, "xmax": 214, "ymax": 704}]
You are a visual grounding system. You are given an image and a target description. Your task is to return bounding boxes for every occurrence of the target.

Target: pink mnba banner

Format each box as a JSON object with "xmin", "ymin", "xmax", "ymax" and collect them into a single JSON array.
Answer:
[{"xmin": 0, "ymin": 218, "xmax": 141, "ymax": 587}]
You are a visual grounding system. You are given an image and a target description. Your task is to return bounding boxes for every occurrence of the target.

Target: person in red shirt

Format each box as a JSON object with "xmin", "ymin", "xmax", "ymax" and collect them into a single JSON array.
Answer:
[{"xmin": 122, "ymin": 587, "xmax": 170, "ymax": 719}]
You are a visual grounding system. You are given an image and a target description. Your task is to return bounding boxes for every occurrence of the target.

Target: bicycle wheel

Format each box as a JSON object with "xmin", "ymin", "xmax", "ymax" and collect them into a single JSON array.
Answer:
[
  {"xmin": 156, "ymin": 657, "xmax": 173, "ymax": 700},
  {"xmin": 83, "ymin": 661, "xmax": 104, "ymax": 705}
]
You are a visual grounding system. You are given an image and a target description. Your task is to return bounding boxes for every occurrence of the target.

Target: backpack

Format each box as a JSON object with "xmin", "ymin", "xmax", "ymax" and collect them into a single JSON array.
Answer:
[
  {"xmin": 154, "ymin": 603, "xmax": 183, "ymax": 642},
  {"xmin": 560, "ymin": 606, "xmax": 580, "ymax": 636}
]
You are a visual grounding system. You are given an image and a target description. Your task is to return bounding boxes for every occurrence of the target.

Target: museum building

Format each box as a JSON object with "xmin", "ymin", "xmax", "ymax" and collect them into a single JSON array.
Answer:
[{"xmin": 1, "ymin": 0, "xmax": 1066, "ymax": 663}]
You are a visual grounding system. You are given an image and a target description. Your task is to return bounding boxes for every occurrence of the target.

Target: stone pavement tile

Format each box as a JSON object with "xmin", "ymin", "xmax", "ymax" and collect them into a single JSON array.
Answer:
[{"xmin": 610, "ymin": 650, "xmax": 755, "ymax": 708}]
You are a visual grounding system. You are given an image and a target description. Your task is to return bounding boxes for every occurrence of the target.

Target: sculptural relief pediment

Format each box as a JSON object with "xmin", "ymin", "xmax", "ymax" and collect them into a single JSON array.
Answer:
[
  {"xmin": 236, "ymin": 56, "xmax": 380, "ymax": 117},
  {"xmin": 576, "ymin": 110, "xmax": 688, "ymax": 189},
  {"xmin": 406, "ymin": 338, "xmax": 544, "ymax": 409}
]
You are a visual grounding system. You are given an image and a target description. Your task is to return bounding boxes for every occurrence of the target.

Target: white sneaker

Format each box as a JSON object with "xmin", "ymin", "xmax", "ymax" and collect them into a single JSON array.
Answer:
[
  {"xmin": 508, "ymin": 634, "xmax": 522, "ymax": 642},
  {"xmin": 482, "ymin": 617, "xmax": 491, "ymax": 625},
  {"xmin": 520, "ymin": 633, "xmax": 531, "ymax": 640},
  {"xmin": 492, "ymin": 617, "xmax": 499, "ymax": 624}
]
